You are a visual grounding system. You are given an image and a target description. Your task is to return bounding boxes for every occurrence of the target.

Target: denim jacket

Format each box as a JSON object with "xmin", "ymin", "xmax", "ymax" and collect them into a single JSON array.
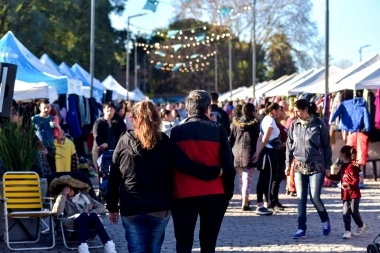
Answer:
[{"xmin": 286, "ymin": 116, "xmax": 332, "ymax": 173}]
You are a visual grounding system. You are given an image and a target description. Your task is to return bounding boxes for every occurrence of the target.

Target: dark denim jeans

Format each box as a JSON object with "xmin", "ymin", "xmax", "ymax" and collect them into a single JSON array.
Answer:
[
  {"xmin": 121, "ymin": 213, "xmax": 170, "ymax": 253},
  {"xmin": 294, "ymin": 172, "xmax": 329, "ymax": 231}
]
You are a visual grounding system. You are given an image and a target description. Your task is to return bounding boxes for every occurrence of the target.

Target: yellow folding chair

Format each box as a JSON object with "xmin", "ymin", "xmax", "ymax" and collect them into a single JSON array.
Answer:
[{"xmin": 2, "ymin": 171, "xmax": 55, "ymax": 251}]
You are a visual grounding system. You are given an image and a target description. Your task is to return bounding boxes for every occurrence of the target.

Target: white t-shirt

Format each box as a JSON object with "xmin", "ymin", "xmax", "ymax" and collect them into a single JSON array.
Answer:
[{"xmin": 261, "ymin": 115, "xmax": 280, "ymax": 148}]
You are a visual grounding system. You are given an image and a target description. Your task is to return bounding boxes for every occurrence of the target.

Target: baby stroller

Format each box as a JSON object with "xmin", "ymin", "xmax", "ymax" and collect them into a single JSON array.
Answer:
[
  {"xmin": 98, "ymin": 150, "xmax": 114, "ymax": 204},
  {"xmin": 367, "ymin": 234, "xmax": 380, "ymax": 253}
]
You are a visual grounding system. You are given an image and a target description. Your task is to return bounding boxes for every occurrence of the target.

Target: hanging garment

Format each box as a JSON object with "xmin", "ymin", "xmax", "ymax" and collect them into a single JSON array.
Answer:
[
  {"xmin": 374, "ymin": 90, "xmax": 380, "ymax": 130},
  {"xmin": 55, "ymin": 138, "xmax": 77, "ymax": 172},
  {"xmin": 329, "ymin": 92, "xmax": 341, "ymax": 130},
  {"xmin": 78, "ymin": 96, "xmax": 86, "ymax": 127},
  {"xmin": 330, "ymin": 98, "xmax": 371, "ymax": 133},
  {"xmin": 66, "ymin": 95, "xmax": 83, "ymax": 139},
  {"xmin": 346, "ymin": 132, "xmax": 369, "ymax": 165}
]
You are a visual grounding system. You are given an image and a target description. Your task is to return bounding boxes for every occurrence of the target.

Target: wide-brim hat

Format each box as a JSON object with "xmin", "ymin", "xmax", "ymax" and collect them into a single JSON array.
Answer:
[{"xmin": 49, "ymin": 175, "xmax": 91, "ymax": 196}]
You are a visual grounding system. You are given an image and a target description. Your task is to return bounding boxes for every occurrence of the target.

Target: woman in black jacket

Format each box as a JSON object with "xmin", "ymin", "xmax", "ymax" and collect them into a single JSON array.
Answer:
[
  {"xmin": 107, "ymin": 101, "xmax": 219, "ymax": 253},
  {"xmin": 229, "ymin": 103, "xmax": 260, "ymax": 211},
  {"xmin": 92, "ymin": 102, "xmax": 126, "ymax": 171}
]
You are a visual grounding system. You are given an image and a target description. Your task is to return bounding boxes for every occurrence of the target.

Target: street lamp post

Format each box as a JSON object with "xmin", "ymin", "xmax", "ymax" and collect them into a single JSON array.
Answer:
[
  {"xmin": 252, "ymin": 0, "xmax": 257, "ymax": 101},
  {"xmin": 359, "ymin": 44, "xmax": 371, "ymax": 61},
  {"xmin": 90, "ymin": 0, "xmax": 95, "ymax": 98},
  {"xmin": 126, "ymin": 13, "xmax": 147, "ymax": 101}
]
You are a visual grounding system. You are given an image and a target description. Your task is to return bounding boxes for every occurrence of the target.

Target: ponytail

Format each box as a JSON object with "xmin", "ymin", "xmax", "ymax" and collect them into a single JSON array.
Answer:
[
  {"xmin": 340, "ymin": 145, "xmax": 357, "ymax": 163},
  {"xmin": 294, "ymin": 99, "xmax": 318, "ymax": 116},
  {"xmin": 264, "ymin": 102, "xmax": 280, "ymax": 115}
]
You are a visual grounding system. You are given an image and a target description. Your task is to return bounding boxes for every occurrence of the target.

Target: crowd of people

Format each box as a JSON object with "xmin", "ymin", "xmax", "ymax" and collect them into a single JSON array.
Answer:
[{"xmin": 5, "ymin": 90, "xmax": 368, "ymax": 253}]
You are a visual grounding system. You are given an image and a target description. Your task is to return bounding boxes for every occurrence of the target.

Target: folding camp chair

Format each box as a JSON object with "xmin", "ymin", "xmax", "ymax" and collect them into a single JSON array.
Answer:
[
  {"xmin": 2, "ymin": 171, "xmax": 55, "ymax": 251},
  {"xmin": 57, "ymin": 213, "xmax": 104, "ymax": 250},
  {"xmin": 48, "ymin": 171, "xmax": 103, "ymax": 250}
]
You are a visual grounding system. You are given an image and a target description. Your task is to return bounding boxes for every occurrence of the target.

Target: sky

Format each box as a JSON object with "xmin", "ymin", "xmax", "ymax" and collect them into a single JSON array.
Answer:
[{"xmin": 110, "ymin": 0, "xmax": 380, "ymax": 69}]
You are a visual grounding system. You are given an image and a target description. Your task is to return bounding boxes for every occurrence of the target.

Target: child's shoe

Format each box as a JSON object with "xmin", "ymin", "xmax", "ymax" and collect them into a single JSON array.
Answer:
[{"xmin": 342, "ymin": 231, "xmax": 351, "ymax": 239}]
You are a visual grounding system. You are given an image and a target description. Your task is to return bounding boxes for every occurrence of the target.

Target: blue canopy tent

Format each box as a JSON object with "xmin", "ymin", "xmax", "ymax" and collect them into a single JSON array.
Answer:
[
  {"xmin": 71, "ymin": 63, "xmax": 103, "ymax": 102},
  {"xmin": 40, "ymin": 54, "xmax": 83, "ymax": 95},
  {"xmin": 0, "ymin": 31, "xmax": 60, "ymax": 101}
]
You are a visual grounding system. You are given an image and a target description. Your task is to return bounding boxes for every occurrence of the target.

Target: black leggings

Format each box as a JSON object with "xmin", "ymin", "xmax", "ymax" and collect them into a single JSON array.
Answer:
[
  {"xmin": 74, "ymin": 212, "xmax": 110, "ymax": 245},
  {"xmin": 271, "ymin": 149, "xmax": 285, "ymax": 204},
  {"xmin": 343, "ymin": 198, "xmax": 364, "ymax": 231},
  {"xmin": 257, "ymin": 148, "xmax": 277, "ymax": 203}
]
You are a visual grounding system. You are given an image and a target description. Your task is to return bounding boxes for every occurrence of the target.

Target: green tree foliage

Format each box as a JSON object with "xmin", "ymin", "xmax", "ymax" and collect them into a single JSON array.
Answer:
[
  {"xmin": 267, "ymin": 33, "xmax": 297, "ymax": 80},
  {"xmin": 0, "ymin": 0, "xmax": 126, "ymax": 80}
]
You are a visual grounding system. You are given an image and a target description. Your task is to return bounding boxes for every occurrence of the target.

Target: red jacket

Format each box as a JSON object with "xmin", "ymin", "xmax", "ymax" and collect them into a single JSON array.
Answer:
[
  {"xmin": 170, "ymin": 115, "xmax": 235, "ymax": 199},
  {"xmin": 328, "ymin": 163, "xmax": 361, "ymax": 200}
]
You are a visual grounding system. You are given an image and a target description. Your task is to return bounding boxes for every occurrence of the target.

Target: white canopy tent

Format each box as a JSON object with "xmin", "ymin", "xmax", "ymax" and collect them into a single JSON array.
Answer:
[
  {"xmin": 102, "ymin": 75, "xmax": 138, "ymax": 101},
  {"xmin": 292, "ymin": 54, "xmax": 380, "ymax": 94},
  {"xmin": 289, "ymin": 65, "xmax": 342, "ymax": 94},
  {"xmin": 264, "ymin": 68, "xmax": 317, "ymax": 97},
  {"xmin": 218, "ymin": 87, "xmax": 247, "ymax": 102},
  {"xmin": 231, "ymin": 80, "xmax": 275, "ymax": 101},
  {"xmin": 330, "ymin": 61, "xmax": 380, "ymax": 91},
  {"xmin": 255, "ymin": 73, "xmax": 298, "ymax": 97},
  {"xmin": 13, "ymin": 81, "xmax": 58, "ymax": 102}
]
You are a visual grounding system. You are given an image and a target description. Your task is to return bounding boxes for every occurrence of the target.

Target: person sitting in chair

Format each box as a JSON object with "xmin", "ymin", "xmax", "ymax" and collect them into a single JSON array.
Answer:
[{"xmin": 50, "ymin": 175, "xmax": 117, "ymax": 253}]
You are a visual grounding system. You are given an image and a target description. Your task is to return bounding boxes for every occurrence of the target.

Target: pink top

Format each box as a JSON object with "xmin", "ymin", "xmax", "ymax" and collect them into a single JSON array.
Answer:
[{"xmin": 375, "ymin": 90, "xmax": 380, "ymax": 129}]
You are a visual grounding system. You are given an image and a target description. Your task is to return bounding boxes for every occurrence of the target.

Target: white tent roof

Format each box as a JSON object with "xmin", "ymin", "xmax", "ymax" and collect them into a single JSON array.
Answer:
[
  {"xmin": 289, "ymin": 65, "xmax": 342, "ymax": 94},
  {"xmin": 255, "ymin": 73, "xmax": 298, "ymax": 97},
  {"xmin": 102, "ymin": 75, "xmax": 137, "ymax": 101},
  {"xmin": 218, "ymin": 87, "xmax": 247, "ymax": 101},
  {"xmin": 13, "ymin": 81, "xmax": 58, "ymax": 102},
  {"xmin": 264, "ymin": 68, "xmax": 317, "ymax": 97},
  {"xmin": 293, "ymin": 54, "xmax": 380, "ymax": 94},
  {"xmin": 330, "ymin": 61, "xmax": 380, "ymax": 91},
  {"xmin": 232, "ymin": 80, "xmax": 275, "ymax": 100}
]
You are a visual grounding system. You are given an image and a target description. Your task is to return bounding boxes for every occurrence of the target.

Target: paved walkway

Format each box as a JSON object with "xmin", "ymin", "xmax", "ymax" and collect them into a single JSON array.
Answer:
[{"xmin": 1, "ymin": 172, "xmax": 380, "ymax": 252}]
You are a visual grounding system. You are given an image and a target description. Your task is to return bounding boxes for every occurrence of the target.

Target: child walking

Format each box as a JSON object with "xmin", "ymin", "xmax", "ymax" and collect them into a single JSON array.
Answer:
[{"xmin": 327, "ymin": 145, "xmax": 366, "ymax": 239}]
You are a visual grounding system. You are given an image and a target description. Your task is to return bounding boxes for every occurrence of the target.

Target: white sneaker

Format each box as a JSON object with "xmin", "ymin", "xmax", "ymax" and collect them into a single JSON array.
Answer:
[
  {"xmin": 353, "ymin": 224, "xmax": 366, "ymax": 236},
  {"xmin": 342, "ymin": 231, "xmax": 351, "ymax": 239},
  {"xmin": 104, "ymin": 240, "xmax": 117, "ymax": 253},
  {"xmin": 78, "ymin": 243, "xmax": 90, "ymax": 253}
]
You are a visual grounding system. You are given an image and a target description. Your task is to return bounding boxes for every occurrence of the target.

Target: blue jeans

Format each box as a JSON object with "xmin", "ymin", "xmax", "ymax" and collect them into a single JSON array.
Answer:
[
  {"xmin": 121, "ymin": 212, "xmax": 171, "ymax": 253},
  {"xmin": 295, "ymin": 172, "xmax": 329, "ymax": 231}
]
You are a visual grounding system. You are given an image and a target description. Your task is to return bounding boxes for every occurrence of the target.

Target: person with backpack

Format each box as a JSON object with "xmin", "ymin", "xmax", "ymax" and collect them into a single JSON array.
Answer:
[{"xmin": 285, "ymin": 99, "xmax": 332, "ymax": 239}]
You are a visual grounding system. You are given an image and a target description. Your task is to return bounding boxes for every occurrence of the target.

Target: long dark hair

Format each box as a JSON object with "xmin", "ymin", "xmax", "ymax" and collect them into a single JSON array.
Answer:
[
  {"xmin": 242, "ymin": 103, "xmax": 255, "ymax": 118},
  {"xmin": 294, "ymin": 99, "xmax": 318, "ymax": 117}
]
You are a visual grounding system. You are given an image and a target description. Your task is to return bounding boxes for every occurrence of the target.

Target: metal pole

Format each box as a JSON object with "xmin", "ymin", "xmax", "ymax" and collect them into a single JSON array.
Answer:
[
  {"xmin": 252, "ymin": 0, "xmax": 256, "ymax": 100},
  {"xmin": 323, "ymin": 0, "xmax": 330, "ymax": 126},
  {"xmin": 228, "ymin": 36, "xmax": 232, "ymax": 100},
  {"xmin": 134, "ymin": 37, "xmax": 138, "ymax": 92},
  {"xmin": 126, "ymin": 17, "xmax": 130, "ymax": 101},
  {"xmin": 90, "ymin": 0, "xmax": 95, "ymax": 98},
  {"xmin": 143, "ymin": 53, "xmax": 146, "ymax": 92},
  {"xmin": 325, "ymin": 0, "xmax": 329, "ymax": 95},
  {"xmin": 215, "ymin": 46, "xmax": 218, "ymax": 93}
]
